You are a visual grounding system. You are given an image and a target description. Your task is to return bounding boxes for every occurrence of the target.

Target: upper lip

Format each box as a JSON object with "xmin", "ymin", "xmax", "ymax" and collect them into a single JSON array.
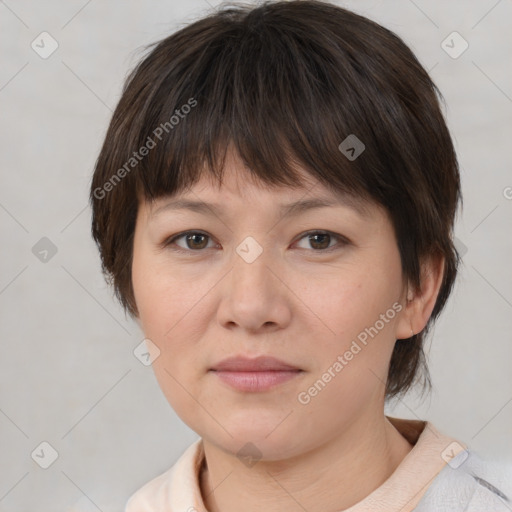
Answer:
[{"xmin": 210, "ymin": 355, "xmax": 301, "ymax": 372}]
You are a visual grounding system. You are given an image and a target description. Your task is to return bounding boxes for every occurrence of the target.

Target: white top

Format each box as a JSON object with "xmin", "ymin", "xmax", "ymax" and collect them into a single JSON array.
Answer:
[{"xmin": 124, "ymin": 416, "xmax": 511, "ymax": 511}]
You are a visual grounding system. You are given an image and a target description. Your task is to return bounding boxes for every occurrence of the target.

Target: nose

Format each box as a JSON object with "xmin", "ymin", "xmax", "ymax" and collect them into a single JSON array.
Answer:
[{"xmin": 216, "ymin": 239, "xmax": 292, "ymax": 334}]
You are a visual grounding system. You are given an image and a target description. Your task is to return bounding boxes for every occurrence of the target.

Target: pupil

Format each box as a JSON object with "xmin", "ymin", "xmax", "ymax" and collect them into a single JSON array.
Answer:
[
  {"xmin": 188, "ymin": 234, "xmax": 207, "ymax": 249},
  {"xmin": 312, "ymin": 234, "xmax": 329, "ymax": 249}
]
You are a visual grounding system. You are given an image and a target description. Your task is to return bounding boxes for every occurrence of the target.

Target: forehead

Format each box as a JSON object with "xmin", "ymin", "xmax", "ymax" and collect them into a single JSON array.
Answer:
[{"xmin": 145, "ymin": 150, "xmax": 374, "ymax": 220}]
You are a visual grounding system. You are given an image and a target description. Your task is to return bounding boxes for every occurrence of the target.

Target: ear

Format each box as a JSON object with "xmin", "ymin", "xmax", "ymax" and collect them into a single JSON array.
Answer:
[{"xmin": 395, "ymin": 253, "xmax": 445, "ymax": 340}]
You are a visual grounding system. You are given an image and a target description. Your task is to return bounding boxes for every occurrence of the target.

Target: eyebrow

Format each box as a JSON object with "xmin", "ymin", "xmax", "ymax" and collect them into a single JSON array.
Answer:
[{"xmin": 151, "ymin": 195, "xmax": 369, "ymax": 219}]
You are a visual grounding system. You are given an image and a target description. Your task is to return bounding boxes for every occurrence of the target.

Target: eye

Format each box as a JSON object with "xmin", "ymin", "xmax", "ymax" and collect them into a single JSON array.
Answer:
[
  {"xmin": 293, "ymin": 230, "xmax": 349, "ymax": 252},
  {"xmin": 163, "ymin": 231, "xmax": 216, "ymax": 252},
  {"xmin": 162, "ymin": 230, "xmax": 349, "ymax": 254}
]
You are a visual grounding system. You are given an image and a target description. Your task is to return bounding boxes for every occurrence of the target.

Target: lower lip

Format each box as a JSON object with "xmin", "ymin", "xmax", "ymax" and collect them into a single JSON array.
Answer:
[{"xmin": 211, "ymin": 370, "xmax": 303, "ymax": 392}]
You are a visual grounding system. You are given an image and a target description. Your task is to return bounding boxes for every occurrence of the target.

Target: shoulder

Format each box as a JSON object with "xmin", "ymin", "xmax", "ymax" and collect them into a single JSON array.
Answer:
[
  {"xmin": 123, "ymin": 438, "xmax": 203, "ymax": 512},
  {"xmin": 414, "ymin": 449, "xmax": 512, "ymax": 511},
  {"xmin": 124, "ymin": 465, "xmax": 176, "ymax": 512}
]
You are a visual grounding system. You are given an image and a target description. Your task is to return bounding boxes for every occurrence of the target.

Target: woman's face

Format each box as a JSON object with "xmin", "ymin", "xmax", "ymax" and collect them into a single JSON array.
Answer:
[{"xmin": 131, "ymin": 149, "xmax": 414, "ymax": 460}]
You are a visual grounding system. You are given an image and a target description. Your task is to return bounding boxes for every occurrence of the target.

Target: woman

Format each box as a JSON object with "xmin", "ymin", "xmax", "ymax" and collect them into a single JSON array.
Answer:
[{"xmin": 89, "ymin": 1, "xmax": 511, "ymax": 510}]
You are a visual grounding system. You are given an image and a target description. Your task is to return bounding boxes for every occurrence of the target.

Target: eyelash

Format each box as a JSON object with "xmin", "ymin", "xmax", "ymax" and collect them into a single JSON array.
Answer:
[{"xmin": 161, "ymin": 230, "xmax": 350, "ymax": 255}]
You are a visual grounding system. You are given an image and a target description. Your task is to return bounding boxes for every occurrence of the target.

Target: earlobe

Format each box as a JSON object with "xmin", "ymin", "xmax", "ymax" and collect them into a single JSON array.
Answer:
[
  {"xmin": 395, "ymin": 291, "xmax": 416, "ymax": 340},
  {"xmin": 396, "ymin": 254, "xmax": 445, "ymax": 340}
]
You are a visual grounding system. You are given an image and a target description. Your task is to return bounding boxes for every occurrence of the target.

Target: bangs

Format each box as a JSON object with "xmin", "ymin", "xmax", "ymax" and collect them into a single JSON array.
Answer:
[{"xmin": 122, "ymin": 6, "xmax": 401, "ymax": 207}]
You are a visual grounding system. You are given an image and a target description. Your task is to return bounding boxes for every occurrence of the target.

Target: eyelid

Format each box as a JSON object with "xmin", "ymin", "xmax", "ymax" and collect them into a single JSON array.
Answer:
[
  {"xmin": 162, "ymin": 229, "xmax": 350, "ymax": 253},
  {"xmin": 292, "ymin": 230, "xmax": 350, "ymax": 251},
  {"xmin": 161, "ymin": 230, "xmax": 215, "ymax": 252}
]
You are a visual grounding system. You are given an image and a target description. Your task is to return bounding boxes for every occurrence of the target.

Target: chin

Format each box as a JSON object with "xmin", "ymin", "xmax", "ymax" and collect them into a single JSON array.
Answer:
[{"xmin": 203, "ymin": 426, "xmax": 306, "ymax": 464}]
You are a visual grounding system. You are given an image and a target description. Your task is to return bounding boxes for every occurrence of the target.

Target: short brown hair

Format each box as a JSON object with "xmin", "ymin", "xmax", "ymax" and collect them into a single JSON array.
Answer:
[{"xmin": 90, "ymin": 0, "xmax": 462, "ymax": 400}]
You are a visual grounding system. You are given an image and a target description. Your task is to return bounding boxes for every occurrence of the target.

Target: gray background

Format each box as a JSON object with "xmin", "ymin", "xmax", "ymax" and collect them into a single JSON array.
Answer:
[{"xmin": 1, "ymin": 0, "xmax": 511, "ymax": 510}]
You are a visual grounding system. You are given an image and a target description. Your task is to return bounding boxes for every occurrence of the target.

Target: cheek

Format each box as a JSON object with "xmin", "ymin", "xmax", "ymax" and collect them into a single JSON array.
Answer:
[
  {"xmin": 132, "ymin": 254, "xmax": 210, "ymax": 420},
  {"xmin": 302, "ymin": 259, "xmax": 402, "ymax": 341},
  {"xmin": 294, "ymin": 268, "xmax": 402, "ymax": 422},
  {"xmin": 131, "ymin": 250, "xmax": 217, "ymax": 378},
  {"xmin": 132, "ymin": 247, "xmax": 200, "ymax": 334},
  {"xmin": 133, "ymin": 271, "xmax": 199, "ymax": 370},
  {"xmin": 297, "ymin": 248, "xmax": 404, "ymax": 396}
]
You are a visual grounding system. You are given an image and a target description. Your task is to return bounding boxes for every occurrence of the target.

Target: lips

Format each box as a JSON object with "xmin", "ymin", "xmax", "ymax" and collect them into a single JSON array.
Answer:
[
  {"xmin": 209, "ymin": 356, "xmax": 303, "ymax": 392},
  {"xmin": 210, "ymin": 355, "xmax": 301, "ymax": 372}
]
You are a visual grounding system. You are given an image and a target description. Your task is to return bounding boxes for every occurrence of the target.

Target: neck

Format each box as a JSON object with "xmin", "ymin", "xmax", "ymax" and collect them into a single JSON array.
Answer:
[{"xmin": 199, "ymin": 413, "xmax": 413, "ymax": 512}]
